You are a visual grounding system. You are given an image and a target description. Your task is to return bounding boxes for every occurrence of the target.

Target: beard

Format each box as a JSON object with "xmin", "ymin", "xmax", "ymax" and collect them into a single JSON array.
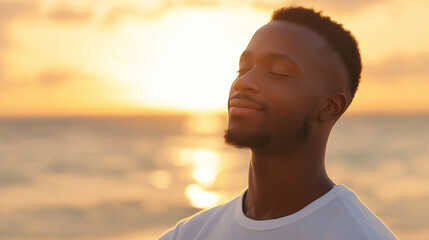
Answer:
[
  {"xmin": 223, "ymin": 116, "xmax": 311, "ymax": 150},
  {"xmin": 224, "ymin": 129, "xmax": 271, "ymax": 149}
]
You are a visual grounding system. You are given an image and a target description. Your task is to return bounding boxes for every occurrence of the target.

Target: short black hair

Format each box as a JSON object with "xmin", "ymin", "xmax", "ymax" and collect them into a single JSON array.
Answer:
[{"xmin": 271, "ymin": 6, "xmax": 362, "ymax": 101}]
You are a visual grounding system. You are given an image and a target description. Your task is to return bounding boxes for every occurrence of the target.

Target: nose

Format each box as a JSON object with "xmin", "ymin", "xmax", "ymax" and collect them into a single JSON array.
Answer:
[{"xmin": 232, "ymin": 70, "xmax": 260, "ymax": 93}]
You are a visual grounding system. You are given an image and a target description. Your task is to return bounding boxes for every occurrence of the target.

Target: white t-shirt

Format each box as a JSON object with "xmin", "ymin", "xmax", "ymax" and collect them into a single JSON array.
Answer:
[{"xmin": 159, "ymin": 185, "xmax": 397, "ymax": 240}]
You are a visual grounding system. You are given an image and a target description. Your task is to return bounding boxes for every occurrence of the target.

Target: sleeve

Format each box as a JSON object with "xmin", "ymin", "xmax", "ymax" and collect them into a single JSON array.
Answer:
[{"xmin": 158, "ymin": 219, "xmax": 187, "ymax": 240}]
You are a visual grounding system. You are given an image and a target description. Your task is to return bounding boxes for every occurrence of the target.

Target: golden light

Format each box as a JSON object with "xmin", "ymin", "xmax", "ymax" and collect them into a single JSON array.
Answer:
[
  {"xmin": 105, "ymin": 7, "xmax": 267, "ymax": 113},
  {"xmin": 179, "ymin": 148, "xmax": 220, "ymax": 185},
  {"xmin": 185, "ymin": 184, "xmax": 220, "ymax": 209},
  {"xmin": 149, "ymin": 170, "xmax": 171, "ymax": 189},
  {"xmin": 192, "ymin": 168, "xmax": 217, "ymax": 186},
  {"xmin": 179, "ymin": 148, "xmax": 219, "ymax": 167},
  {"xmin": 0, "ymin": 4, "xmax": 270, "ymax": 116},
  {"xmin": 135, "ymin": 9, "xmax": 237, "ymax": 111},
  {"xmin": 178, "ymin": 148, "xmax": 222, "ymax": 207},
  {"xmin": 1, "ymin": 1, "xmax": 429, "ymax": 116},
  {"xmin": 182, "ymin": 114, "xmax": 224, "ymax": 134},
  {"xmin": 192, "ymin": 149, "xmax": 219, "ymax": 168}
]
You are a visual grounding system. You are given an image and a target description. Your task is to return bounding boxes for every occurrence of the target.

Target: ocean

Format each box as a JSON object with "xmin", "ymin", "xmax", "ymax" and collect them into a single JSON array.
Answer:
[{"xmin": 0, "ymin": 114, "xmax": 428, "ymax": 240}]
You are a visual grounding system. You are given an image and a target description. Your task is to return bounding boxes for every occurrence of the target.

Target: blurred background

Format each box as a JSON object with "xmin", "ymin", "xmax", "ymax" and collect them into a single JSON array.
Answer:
[{"xmin": 0, "ymin": 0, "xmax": 428, "ymax": 239}]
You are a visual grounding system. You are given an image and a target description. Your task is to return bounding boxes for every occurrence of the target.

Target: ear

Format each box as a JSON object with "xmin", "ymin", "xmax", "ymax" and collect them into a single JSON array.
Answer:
[{"xmin": 319, "ymin": 92, "xmax": 348, "ymax": 122}]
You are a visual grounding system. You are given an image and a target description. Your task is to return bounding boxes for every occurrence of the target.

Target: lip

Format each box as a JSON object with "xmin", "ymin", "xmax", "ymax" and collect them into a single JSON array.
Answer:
[{"xmin": 229, "ymin": 99, "xmax": 263, "ymax": 111}]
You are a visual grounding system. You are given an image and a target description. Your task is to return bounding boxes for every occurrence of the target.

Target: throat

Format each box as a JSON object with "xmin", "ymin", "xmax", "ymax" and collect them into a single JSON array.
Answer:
[
  {"xmin": 242, "ymin": 184, "xmax": 334, "ymax": 220},
  {"xmin": 243, "ymin": 155, "xmax": 334, "ymax": 220}
]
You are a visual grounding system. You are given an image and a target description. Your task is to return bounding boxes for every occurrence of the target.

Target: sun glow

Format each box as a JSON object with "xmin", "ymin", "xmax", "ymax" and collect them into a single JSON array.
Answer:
[
  {"xmin": 1, "ymin": 1, "xmax": 428, "ymax": 116},
  {"xmin": 0, "ymin": 4, "xmax": 273, "ymax": 116},
  {"xmin": 134, "ymin": 9, "xmax": 238, "ymax": 111},
  {"xmin": 98, "ymin": 7, "xmax": 267, "ymax": 113}
]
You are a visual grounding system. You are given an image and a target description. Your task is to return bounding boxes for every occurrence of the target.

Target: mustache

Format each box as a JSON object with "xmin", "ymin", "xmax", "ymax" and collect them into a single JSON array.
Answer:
[{"xmin": 228, "ymin": 94, "xmax": 268, "ymax": 112}]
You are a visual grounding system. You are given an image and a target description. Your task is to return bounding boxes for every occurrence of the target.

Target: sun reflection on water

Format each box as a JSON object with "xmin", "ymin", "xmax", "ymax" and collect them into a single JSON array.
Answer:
[
  {"xmin": 185, "ymin": 184, "xmax": 221, "ymax": 209},
  {"xmin": 149, "ymin": 170, "xmax": 171, "ymax": 189},
  {"xmin": 192, "ymin": 168, "xmax": 217, "ymax": 186},
  {"xmin": 179, "ymin": 149, "xmax": 219, "ymax": 185},
  {"xmin": 179, "ymin": 148, "xmax": 222, "ymax": 208}
]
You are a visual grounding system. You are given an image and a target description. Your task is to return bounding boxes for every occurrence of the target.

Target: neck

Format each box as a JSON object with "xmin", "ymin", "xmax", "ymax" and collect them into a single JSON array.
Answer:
[{"xmin": 243, "ymin": 137, "xmax": 334, "ymax": 220}]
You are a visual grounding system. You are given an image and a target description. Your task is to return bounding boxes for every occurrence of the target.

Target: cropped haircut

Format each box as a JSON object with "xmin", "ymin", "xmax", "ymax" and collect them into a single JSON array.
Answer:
[{"xmin": 271, "ymin": 6, "xmax": 362, "ymax": 101}]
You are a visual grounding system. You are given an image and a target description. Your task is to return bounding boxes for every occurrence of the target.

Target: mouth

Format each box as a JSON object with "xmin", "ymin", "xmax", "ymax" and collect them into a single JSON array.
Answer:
[
  {"xmin": 229, "ymin": 99, "xmax": 263, "ymax": 111},
  {"xmin": 228, "ymin": 95, "xmax": 266, "ymax": 116}
]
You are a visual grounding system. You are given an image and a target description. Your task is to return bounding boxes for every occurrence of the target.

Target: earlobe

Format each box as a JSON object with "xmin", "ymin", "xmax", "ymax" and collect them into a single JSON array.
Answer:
[{"xmin": 319, "ymin": 92, "xmax": 347, "ymax": 122}]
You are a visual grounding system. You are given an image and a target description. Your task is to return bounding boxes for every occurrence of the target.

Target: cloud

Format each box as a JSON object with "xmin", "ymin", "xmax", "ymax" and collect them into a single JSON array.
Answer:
[
  {"xmin": 301, "ymin": 0, "xmax": 387, "ymax": 13},
  {"xmin": 0, "ymin": 0, "xmax": 37, "ymax": 23},
  {"xmin": 0, "ymin": 69, "xmax": 88, "ymax": 92},
  {"xmin": 365, "ymin": 53, "xmax": 429, "ymax": 80},
  {"xmin": 100, "ymin": 0, "xmax": 384, "ymax": 28},
  {"xmin": 46, "ymin": 4, "xmax": 92, "ymax": 23},
  {"xmin": 37, "ymin": 70, "xmax": 72, "ymax": 86},
  {"xmin": 102, "ymin": 0, "xmax": 220, "ymax": 27},
  {"xmin": 253, "ymin": 0, "xmax": 387, "ymax": 14},
  {"xmin": 0, "ymin": 0, "xmax": 37, "ymax": 48},
  {"xmin": 102, "ymin": 6, "xmax": 141, "ymax": 26},
  {"xmin": 0, "ymin": 0, "xmax": 38, "ymax": 84},
  {"xmin": 2, "ymin": 69, "xmax": 78, "ymax": 90}
]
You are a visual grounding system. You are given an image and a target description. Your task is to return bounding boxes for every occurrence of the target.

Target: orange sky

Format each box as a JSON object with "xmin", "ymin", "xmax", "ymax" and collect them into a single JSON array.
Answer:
[{"xmin": 1, "ymin": 0, "xmax": 428, "ymax": 116}]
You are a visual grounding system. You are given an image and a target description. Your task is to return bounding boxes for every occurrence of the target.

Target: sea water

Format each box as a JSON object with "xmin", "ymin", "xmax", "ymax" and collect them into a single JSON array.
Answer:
[{"xmin": 0, "ymin": 114, "xmax": 428, "ymax": 240}]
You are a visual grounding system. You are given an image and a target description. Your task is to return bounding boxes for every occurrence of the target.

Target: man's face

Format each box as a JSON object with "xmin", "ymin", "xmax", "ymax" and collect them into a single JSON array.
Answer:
[{"xmin": 225, "ymin": 20, "xmax": 347, "ymax": 150}]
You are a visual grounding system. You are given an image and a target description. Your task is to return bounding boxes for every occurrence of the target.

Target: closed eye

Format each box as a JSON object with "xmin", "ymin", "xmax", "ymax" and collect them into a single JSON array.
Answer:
[{"xmin": 269, "ymin": 72, "xmax": 290, "ymax": 78}]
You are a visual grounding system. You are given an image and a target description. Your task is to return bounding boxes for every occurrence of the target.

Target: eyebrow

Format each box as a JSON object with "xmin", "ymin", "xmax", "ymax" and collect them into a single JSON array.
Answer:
[{"xmin": 240, "ymin": 51, "xmax": 299, "ymax": 68}]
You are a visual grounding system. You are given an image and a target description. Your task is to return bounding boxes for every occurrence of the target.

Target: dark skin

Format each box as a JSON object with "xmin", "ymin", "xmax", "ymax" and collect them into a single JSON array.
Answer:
[{"xmin": 227, "ymin": 20, "xmax": 350, "ymax": 220}]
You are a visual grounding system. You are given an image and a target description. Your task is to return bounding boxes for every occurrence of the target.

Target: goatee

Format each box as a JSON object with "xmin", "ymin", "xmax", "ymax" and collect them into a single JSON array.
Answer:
[
  {"xmin": 224, "ymin": 129, "xmax": 271, "ymax": 149},
  {"xmin": 223, "ymin": 116, "xmax": 311, "ymax": 150}
]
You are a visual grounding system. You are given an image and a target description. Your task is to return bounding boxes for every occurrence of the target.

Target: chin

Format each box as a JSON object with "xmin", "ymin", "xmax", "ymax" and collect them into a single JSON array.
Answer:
[{"xmin": 224, "ymin": 128, "xmax": 271, "ymax": 149}]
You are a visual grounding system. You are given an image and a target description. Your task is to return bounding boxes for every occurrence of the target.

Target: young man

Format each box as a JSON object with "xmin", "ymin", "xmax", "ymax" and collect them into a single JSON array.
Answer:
[{"xmin": 160, "ymin": 6, "xmax": 397, "ymax": 240}]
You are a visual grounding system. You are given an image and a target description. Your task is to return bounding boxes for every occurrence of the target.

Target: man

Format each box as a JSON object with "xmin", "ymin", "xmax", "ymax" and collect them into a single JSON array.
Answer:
[{"xmin": 160, "ymin": 6, "xmax": 397, "ymax": 240}]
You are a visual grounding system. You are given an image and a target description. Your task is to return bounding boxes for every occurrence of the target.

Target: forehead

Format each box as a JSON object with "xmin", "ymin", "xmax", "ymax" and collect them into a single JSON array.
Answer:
[
  {"xmin": 246, "ymin": 20, "xmax": 333, "ymax": 64},
  {"xmin": 244, "ymin": 20, "xmax": 347, "ymax": 85}
]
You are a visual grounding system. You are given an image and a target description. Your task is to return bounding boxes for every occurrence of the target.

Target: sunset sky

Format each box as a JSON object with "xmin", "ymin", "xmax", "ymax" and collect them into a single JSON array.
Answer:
[{"xmin": 1, "ymin": 0, "xmax": 428, "ymax": 116}]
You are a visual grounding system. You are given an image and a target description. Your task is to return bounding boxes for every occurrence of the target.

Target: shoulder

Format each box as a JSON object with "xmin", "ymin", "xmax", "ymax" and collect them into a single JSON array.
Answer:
[
  {"xmin": 327, "ymin": 185, "xmax": 397, "ymax": 239},
  {"xmin": 159, "ymin": 194, "xmax": 240, "ymax": 240}
]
